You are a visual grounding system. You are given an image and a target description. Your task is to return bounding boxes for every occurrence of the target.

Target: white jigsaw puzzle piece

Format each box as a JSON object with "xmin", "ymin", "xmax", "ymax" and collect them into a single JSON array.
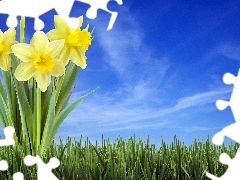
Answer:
[
  {"xmin": 0, "ymin": 126, "xmax": 59, "ymax": 180},
  {"xmin": 212, "ymin": 122, "xmax": 240, "ymax": 145},
  {"xmin": 206, "ymin": 148, "xmax": 240, "ymax": 180},
  {"xmin": 212, "ymin": 69, "xmax": 240, "ymax": 145},
  {"xmin": 216, "ymin": 70, "xmax": 240, "ymax": 122},
  {"xmin": 24, "ymin": 155, "xmax": 60, "ymax": 180},
  {"xmin": 207, "ymin": 69, "xmax": 240, "ymax": 179},
  {"xmin": 0, "ymin": 0, "xmax": 123, "ymax": 30},
  {"xmin": 0, "ymin": 127, "xmax": 16, "ymax": 175},
  {"xmin": 0, "ymin": 0, "xmax": 82, "ymax": 30},
  {"xmin": 0, "ymin": 0, "xmax": 56, "ymax": 30}
]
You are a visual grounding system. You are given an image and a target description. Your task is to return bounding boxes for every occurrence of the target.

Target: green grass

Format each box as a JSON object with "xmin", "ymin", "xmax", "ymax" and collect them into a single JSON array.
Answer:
[{"xmin": 0, "ymin": 135, "xmax": 237, "ymax": 179}]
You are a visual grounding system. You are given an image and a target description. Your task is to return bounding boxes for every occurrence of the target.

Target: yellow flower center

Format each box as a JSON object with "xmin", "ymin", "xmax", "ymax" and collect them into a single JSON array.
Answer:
[
  {"xmin": 66, "ymin": 29, "xmax": 91, "ymax": 49},
  {"xmin": 34, "ymin": 52, "xmax": 55, "ymax": 73},
  {"xmin": 0, "ymin": 44, "xmax": 4, "ymax": 52}
]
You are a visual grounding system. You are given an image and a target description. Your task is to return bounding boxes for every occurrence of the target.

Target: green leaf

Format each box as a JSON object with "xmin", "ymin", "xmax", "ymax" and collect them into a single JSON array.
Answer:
[
  {"xmin": 12, "ymin": 72, "xmax": 34, "ymax": 146},
  {"xmin": 16, "ymin": 91, "xmax": 32, "ymax": 154},
  {"xmin": 40, "ymin": 86, "xmax": 56, "ymax": 155},
  {"xmin": 2, "ymin": 70, "xmax": 14, "ymax": 127},
  {"xmin": 0, "ymin": 80, "xmax": 7, "ymax": 127},
  {"xmin": 0, "ymin": 100, "xmax": 6, "ymax": 128},
  {"xmin": 49, "ymin": 87, "xmax": 99, "ymax": 145},
  {"xmin": 55, "ymin": 62, "xmax": 79, "ymax": 115},
  {"xmin": 61, "ymin": 80, "xmax": 76, "ymax": 110},
  {"xmin": 41, "ymin": 79, "xmax": 54, "ymax": 123}
]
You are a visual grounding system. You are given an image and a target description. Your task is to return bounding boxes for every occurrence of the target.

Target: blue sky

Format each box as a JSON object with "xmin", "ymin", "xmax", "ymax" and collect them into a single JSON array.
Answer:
[{"xmin": 1, "ymin": 0, "xmax": 240, "ymax": 147}]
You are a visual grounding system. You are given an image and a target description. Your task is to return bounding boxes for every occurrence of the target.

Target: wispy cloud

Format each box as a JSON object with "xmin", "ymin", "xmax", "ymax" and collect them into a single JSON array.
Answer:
[
  {"xmin": 55, "ymin": 5, "xmax": 233, "ymax": 138},
  {"xmin": 208, "ymin": 43, "xmax": 240, "ymax": 61},
  {"xmin": 94, "ymin": 6, "xmax": 170, "ymax": 92},
  {"xmin": 56, "ymin": 87, "xmax": 230, "ymax": 140},
  {"xmin": 174, "ymin": 90, "xmax": 230, "ymax": 110},
  {"xmin": 183, "ymin": 126, "xmax": 221, "ymax": 132}
]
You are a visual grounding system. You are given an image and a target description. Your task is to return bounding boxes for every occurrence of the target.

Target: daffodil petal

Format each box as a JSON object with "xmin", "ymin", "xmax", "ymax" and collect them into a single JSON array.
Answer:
[
  {"xmin": 54, "ymin": 16, "xmax": 70, "ymax": 36},
  {"xmin": 3, "ymin": 28, "xmax": 16, "ymax": 44},
  {"xmin": 4, "ymin": 44, "xmax": 13, "ymax": 55},
  {"xmin": 11, "ymin": 43, "xmax": 36, "ymax": 62},
  {"xmin": 51, "ymin": 59, "xmax": 65, "ymax": 77},
  {"xmin": 0, "ymin": 54, "xmax": 11, "ymax": 71},
  {"xmin": 34, "ymin": 71, "xmax": 51, "ymax": 92},
  {"xmin": 70, "ymin": 47, "xmax": 87, "ymax": 69},
  {"xmin": 59, "ymin": 45, "xmax": 70, "ymax": 64},
  {"xmin": 30, "ymin": 31, "xmax": 48, "ymax": 52},
  {"xmin": 47, "ymin": 30, "xmax": 65, "ymax": 41},
  {"xmin": 14, "ymin": 62, "xmax": 36, "ymax": 81},
  {"xmin": 45, "ymin": 39, "xmax": 65, "ymax": 58}
]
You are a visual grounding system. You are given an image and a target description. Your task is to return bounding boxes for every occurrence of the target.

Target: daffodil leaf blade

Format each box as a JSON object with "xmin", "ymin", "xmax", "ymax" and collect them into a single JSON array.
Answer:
[
  {"xmin": 0, "ymin": 97, "xmax": 11, "ymax": 126},
  {"xmin": 40, "ymin": 86, "xmax": 56, "ymax": 154},
  {"xmin": 9, "ymin": 55, "xmax": 26, "ymax": 138},
  {"xmin": 41, "ymin": 81, "xmax": 54, "ymax": 125},
  {"xmin": 16, "ymin": 91, "xmax": 32, "ymax": 151},
  {"xmin": 0, "ymin": 77, "xmax": 9, "ymax": 128},
  {"xmin": 0, "ymin": 108, "xmax": 6, "ymax": 128},
  {"xmin": 55, "ymin": 62, "xmax": 78, "ymax": 115},
  {"xmin": 12, "ymin": 72, "xmax": 34, "ymax": 143},
  {"xmin": 0, "ymin": 80, "xmax": 6, "ymax": 100},
  {"xmin": 1, "ymin": 70, "xmax": 15, "ymax": 126},
  {"xmin": 50, "ymin": 87, "xmax": 98, "ymax": 143},
  {"xmin": 61, "ymin": 80, "xmax": 76, "ymax": 110},
  {"xmin": 17, "ymin": 86, "xmax": 33, "ymax": 131}
]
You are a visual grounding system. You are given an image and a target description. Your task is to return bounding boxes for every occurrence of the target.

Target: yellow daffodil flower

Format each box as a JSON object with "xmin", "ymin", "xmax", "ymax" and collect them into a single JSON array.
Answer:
[
  {"xmin": 47, "ymin": 16, "xmax": 92, "ymax": 69},
  {"xmin": 11, "ymin": 31, "xmax": 65, "ymax": 92},
  {"xmin": 0, "ymin": 28, "xmax": 17, "ymax": 71}
]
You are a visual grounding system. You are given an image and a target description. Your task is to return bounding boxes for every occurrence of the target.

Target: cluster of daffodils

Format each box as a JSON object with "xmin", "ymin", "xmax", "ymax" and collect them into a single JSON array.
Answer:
[
  {"xmin": 0, "ymin": 15, "xmax": 92, "ymax": 92},
  {"xmin": 0, "ymin": 15, "xmax": 94, "ymax": 155}
]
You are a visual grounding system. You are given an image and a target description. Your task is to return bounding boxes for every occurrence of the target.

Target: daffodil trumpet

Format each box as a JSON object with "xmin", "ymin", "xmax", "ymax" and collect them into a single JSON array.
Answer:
[{"xmin": 0, "ymin": 15, "xmax": 97, "ymax": 156}]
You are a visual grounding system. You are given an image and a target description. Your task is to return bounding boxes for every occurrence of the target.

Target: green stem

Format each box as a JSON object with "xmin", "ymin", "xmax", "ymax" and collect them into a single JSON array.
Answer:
[
  {"xmin": 20, "ymin": 16, "xmax": 25, "ymax": 43},
  {"xmin": 20, "ymin": 16, "xmax": 34, "ymax": 140},
  {"xmin": 36, "ymin": 87, "xmax": 41, "ymax": 151}
]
